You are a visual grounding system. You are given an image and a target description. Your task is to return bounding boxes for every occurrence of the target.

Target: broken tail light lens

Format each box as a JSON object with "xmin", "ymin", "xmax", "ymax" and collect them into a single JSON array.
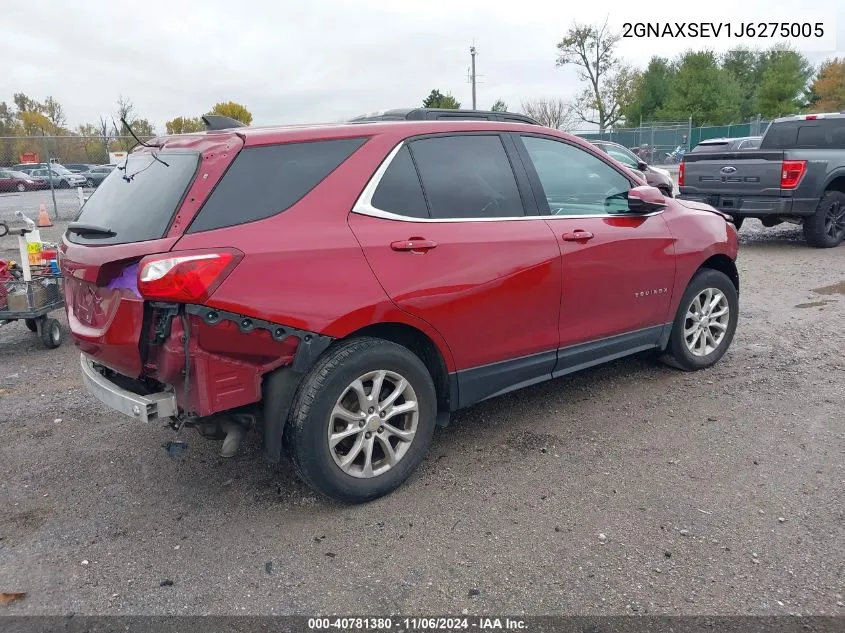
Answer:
[
  {"xmin": 138, "ymin": 249, "xmax": 242, "ymax": 303},
  {"xmin": 780, "ymin": 160, "xmax": 807, "ymax": 189}
]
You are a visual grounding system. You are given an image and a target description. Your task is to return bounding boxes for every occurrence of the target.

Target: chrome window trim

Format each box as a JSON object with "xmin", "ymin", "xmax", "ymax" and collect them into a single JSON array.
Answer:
[{"xmin": 351, "ymin": 139, "xmax": 666, "ymax": 223}]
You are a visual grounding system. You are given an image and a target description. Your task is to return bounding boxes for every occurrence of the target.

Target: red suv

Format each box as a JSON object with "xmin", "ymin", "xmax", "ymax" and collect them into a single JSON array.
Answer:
[{"xmin": 61, "ymin": 118, "xmax": 740, "ymax": 503}]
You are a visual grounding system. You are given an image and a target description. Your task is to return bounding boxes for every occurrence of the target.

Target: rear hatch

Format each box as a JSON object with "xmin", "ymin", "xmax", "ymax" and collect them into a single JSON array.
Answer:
[
  {"xmin": 61, "ymin": 132, "xmax": 244, "ymax": 377},
  {"xmin": 681, "ymin": 150, "xmax": 785, "ymax": 204}
]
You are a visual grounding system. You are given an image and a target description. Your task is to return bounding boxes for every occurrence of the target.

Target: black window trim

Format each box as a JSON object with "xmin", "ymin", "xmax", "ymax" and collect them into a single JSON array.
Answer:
[
  {"xmin": 352, "ymin": 131, "xmax": 542, "ymax": 223},
  {"xmin": 510, "ymin": 131, "xmax": 664, "ymax": 220}
]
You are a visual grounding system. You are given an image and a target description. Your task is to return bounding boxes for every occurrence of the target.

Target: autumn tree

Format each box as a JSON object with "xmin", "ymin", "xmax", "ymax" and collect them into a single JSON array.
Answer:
[
  {"xmin": 113, "ymin": 95, "xmax": 156, "ymax": 150},
  {"xmin": 422, "ymin": 89, "xmax": 461, "ymax": 109},
  {"xmin": 165, "ymin": 116, "xmax": 205, "ymax": 135},
  {"xmin": 519, "ymin": 98, "xmax": 575, "ymax": 129},
  {"xmin": 556, "ymin": 19, "xmax": 635, "ymax": 130},
  {"xmin": 208, "ymin": 101, "xmax": 253, "ymax": 125},
  {"xmin": 808, "ymin": 57, "xmax": 845, "ymax": 112}
]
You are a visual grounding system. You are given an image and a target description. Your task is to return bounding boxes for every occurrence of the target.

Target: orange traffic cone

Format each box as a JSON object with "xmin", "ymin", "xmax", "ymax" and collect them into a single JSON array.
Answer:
[{"xmin": 37, "ymin": 203, "xmax": 53, "ymax": 228}]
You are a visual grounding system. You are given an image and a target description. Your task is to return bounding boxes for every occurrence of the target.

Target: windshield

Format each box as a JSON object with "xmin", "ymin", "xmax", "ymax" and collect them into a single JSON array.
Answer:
[
  {"xmin": 9, "ymin": 171, "xmax": 31, "ymax": 178},
  {"xmin": 68, "ymin": 151, "xmax": 200, "ymax": 245},
  {"xmin": 52, "ymin": 165, "xmax": 72, "ymax": 174}
]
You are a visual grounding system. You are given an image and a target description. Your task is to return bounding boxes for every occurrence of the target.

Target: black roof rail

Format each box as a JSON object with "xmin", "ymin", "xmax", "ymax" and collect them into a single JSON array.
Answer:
[
  {"xmin": 202, "ymin": 114, "xmax": 247, "ymax": 130},
  {"xmin": 348, "ymin": 108, "xmax": 541, "ymax": 126}
]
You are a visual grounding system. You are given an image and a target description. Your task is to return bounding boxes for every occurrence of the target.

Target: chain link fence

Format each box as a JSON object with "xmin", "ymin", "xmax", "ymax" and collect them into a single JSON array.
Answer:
[
  {"xmin": 572, "ymin": 117, "xmax": 772, "ymax": 165},
  {"xmin": 0, "ymin": 134, "xmax": 156, "ymax": 221}
]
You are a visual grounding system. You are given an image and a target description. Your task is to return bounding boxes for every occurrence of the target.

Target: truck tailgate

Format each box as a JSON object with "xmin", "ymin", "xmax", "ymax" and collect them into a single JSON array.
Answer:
[{"xmin": 682, "ymin": 150, "xmax": 785, "ymax": 199}]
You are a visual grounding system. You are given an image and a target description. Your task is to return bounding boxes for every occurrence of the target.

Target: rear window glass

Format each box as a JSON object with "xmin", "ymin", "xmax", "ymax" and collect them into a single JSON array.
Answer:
[
  {"xmin": 187, "ymin": 138, "xmax": 367, "ymax": 233},
  {"xmin": 691, "ymin": 142, "xmax": 730, "ymax": 153},
  {"xmin": 67, "ymin": 151, "xmax": 200, "ymax": 245},
  {"xmin": 761, "ymin": 119, "xmax": 845, "ymax": 149},
  {"xmin": 371, "ymin": 145, "xmax": 429, "ymax": 218}
]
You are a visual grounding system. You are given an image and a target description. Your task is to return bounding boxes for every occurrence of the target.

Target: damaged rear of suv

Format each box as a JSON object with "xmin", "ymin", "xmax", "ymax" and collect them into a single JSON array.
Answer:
[{"xmin": 64, "ymin": 119, "xmax": 740, "ymax": 504}]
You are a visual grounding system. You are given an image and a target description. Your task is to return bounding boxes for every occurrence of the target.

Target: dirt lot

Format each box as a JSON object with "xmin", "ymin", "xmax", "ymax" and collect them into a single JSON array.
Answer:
[{"xmin": 0, "ymin": 219, "xmax": 843, "ymax": 616}]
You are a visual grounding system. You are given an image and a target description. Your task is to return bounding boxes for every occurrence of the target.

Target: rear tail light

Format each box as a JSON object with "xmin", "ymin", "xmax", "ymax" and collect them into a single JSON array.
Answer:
[
  {"xmin": 138, "ymin": 250, "xmax": 242, "ymax": 303},
  {"xmin": 678, "ymin": 161, "xmax": 685, "ymax": 187},
  {"xmin": 780, "ymin": 160, "xmax": 807, "ymax": 189}
]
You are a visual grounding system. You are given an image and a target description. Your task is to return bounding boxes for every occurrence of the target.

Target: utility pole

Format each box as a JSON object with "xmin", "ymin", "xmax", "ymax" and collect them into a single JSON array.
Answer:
[{"xmin": 470, "ymin": 46, "xmax": 477, "ymax": 110}]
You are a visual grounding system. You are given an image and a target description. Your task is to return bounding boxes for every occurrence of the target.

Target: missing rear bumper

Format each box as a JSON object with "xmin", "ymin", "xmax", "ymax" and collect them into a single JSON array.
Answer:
[{"xmin": 80, "ymin": 353, "xmax": 177, "ymax": 423}]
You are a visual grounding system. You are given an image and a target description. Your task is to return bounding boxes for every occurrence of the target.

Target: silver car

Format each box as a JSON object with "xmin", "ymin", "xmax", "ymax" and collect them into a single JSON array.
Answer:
[{"xmin": 29, "ymin": 167, "xmax": 87, "ymax": 189}]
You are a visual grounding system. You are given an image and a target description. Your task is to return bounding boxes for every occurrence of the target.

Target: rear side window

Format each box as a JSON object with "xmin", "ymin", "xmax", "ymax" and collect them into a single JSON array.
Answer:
[
  {"xmin": 68, "ymin": 151, "xmax": 200, "ymax": 245},
  {"xmin": 188, "ymin": 137, "xmax": 367, "ymax": 233},
  {"xmin": 371, "ymin": 145, "xmax": 429, "ymax": 218},
  {"xmin": 408, "ymin": 135, "xmax": 524, "ymax": 219},
  {"xmin": 759, "ymin": 120, "xmax": 845, "ymax": 149}
]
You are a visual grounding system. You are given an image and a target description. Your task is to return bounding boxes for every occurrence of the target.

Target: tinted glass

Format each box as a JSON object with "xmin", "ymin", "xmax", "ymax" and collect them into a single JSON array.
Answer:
[
  {"xmin": 188, "ymin": 138, "xmax": 366, "ymax": 233},
  {"xmin": 371, "ymin": 145, "xmax": 429, "ymax": 218},
  {"xmin": 794, "ymin": 120, "xmax": 845, "ymax": 149},
  {"xmin": 520, "ymin": 135, "xmax": 632, "ymax": 215},
  {"xmin": 67, "ymin": 151, "xmax": 200, "ymax": 245},
  {"xmin": 408, "ymin": 135, "xmax": 524, "ymax": 219}
]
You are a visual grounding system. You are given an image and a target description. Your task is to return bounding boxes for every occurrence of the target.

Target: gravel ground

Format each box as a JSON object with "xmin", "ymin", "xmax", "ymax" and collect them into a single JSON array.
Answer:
[{"xmin": 0, "ymin": 219, "xmax": 843, "ymax": 616}]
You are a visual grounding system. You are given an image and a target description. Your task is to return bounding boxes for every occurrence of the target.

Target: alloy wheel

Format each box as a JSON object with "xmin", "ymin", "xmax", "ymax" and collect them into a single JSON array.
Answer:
[
  {"xmin": 683, "ymin": 288, "xmax": 730, "ymax": 357},
  {"xmin": 824, "ymin": 200, "xmax": 845, "ymax": 240},
  {"xmin": 328, "ymin": 369, "xmax": 418, "ymax": 478}
]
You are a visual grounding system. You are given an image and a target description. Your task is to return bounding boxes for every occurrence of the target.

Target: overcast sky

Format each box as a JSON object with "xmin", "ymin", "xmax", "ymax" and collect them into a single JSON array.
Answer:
[{"xmin": 3, "ymin": 0, "xmax": 843, "ymax": 132}]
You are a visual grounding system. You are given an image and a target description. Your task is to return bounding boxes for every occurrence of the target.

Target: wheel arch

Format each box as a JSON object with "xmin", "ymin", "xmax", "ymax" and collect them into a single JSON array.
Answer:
[
  {"xmin": 822, "ymin": 171, "xmax": 845, "ymax": 195},
  {"xmin": 698, "ymin": 254, "xmax": 739, "ymax": 295}
]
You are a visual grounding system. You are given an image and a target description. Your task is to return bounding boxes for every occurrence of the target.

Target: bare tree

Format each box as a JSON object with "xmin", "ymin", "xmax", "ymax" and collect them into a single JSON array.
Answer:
[
  {"xmin": 519, "ymin": 98, "xmax": 576, "ymax": 130},
  {"xmin": 555, "ymin": 19, "xmax": 634, "ymax": 130},
  {"xmin": 96, "ymin": 115, "xmax": 112, "ymax": 156}
]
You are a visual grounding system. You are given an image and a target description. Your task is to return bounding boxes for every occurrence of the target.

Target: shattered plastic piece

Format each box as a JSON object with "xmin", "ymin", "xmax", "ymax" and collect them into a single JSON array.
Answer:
[{"xmin": 163, "ymin": 441, "xmax": 188, "ymax": 457}]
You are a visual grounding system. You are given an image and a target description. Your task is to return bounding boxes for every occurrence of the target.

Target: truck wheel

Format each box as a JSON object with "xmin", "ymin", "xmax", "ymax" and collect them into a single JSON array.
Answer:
[
  {"xmin": 803, "ymin": 191, "xmax": 845, "ymax": 248},
  {"xmin": 284, "ymin": 337, "xmax": 437, "ymax": 503},
  {"xmin": 40, "ymin": 318, "xmax": 63, "ymax": 349},
  {"xmin": 662, "ymin": 268, "xmax": 738, "ymax": 371}
]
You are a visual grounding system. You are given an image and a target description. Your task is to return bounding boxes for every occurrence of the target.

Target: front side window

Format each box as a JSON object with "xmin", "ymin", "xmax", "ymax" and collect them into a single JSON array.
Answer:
[
  {"xmin": 520, "ymin": 135, "xmax": 633, "ymax": 216},
  {"xmin": 408, "ymin": 134, "xmax": 524, "ymax": 219}
]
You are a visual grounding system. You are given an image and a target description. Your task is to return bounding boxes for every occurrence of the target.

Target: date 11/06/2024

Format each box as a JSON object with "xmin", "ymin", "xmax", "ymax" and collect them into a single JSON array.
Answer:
[
  {"xmin": 622, "ymin": 22, "xmax": 825, "ymax": 39},
  {"xmin": 308, "ymin": 616, "xmax": 528, "ymax": 631}
]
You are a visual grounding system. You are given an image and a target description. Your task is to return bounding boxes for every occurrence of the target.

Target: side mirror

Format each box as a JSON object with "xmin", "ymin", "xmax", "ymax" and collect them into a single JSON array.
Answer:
[
  {"xmin": 628, "ymin": 185, "xmax": 666, "ymax": 213},
  {"xmin": 637, "ymin": 160, "xmax": 648, "ymax": 171}
]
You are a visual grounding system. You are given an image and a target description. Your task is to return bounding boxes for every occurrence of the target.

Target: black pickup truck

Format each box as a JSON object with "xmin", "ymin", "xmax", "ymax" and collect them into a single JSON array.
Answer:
[{"xmin": 679, "ymin": 113, "xmax": 845, "ymax": 247}]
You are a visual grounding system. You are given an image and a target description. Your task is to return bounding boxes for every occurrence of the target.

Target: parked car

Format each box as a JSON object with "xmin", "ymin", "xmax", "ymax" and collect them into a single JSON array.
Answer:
[
  {"xmin": 62, "ymin": 118, "xmax": 740, "ymax": 503},
  {"xmin": 29, "ymin": 166, "xmax": 87, "ymax": 189},
  {"xmin": 0, "ymin": 169, "xmax": 47, "ymax": 192},
  {"xmin": 63, "ymin": 163, "xmax": 94, "ymax": 173},
  {"xmin": 689, "ymin": 136, "xmax": 761, "ymax": 153},
  {"xmin": 679, "ymin": 113, "xmax": 845, "ymax": 246},
  {"xmin": 589, "ymin": 140, "xmax": 675, "ymax": 197},
  {"xmin": 79, "ymin": 164, "xmax": 116, "ymax": 187}
]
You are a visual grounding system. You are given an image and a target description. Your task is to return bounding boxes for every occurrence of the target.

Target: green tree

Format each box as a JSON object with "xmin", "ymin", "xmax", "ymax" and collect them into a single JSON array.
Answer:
[
  {"xmin": 555, "ymin": 19, "xmax": 634, "ymax": 130},
  {"xmin": 657, "ymin": 51, "xmax": 742, "ymax": 125},
  {"xmin": 754, "ymin": 46, "xmax": 813, "ymax": 117},
  {"xmin": 12, "ymin": 93, "xmax": 42, "ymax": 115},
  {"xmin": 621, "ymin": 56, "xmax": 673, "ymax": 125},
  {"xmin": 208, "ymin": 101, "xmax": 253, "ymax": 125},
  {"xmin": 166, "ymin": 116, "xmax": 205, "ymax": 134},
  {"xmin": 721, "ymin": 48, "xmax": 762, "ymax": 119},
  {"xmin": 490, "ymin": 99, "xmax": 507, "ymax": 112},
  {"xmin": 422, "ymin": 89, "xmax": 461, "ymax": 109}
]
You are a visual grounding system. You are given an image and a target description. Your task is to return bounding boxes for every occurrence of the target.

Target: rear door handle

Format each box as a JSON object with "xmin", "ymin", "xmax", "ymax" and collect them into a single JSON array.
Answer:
[
  {"xmin": 562, "ymin": 230, "xmax": 594, "ymax": 242},
  {"xmin": 390, "ymin": 239, "xmax": 438, "ymax": 253}
]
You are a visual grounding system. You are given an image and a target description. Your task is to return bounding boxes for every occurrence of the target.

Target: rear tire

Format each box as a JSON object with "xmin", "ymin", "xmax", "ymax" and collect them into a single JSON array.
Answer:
[
  {"xmin": 86, "ymin": 178, "xmax": 95, "ymax": 188},
  {"xmin": 16, "ymin": 183, "xmax": 26, "ymax": 192},
  {"xmin": 40, "ymin": 318, "xmax": 63, "ymax": 349},
  {"xmin": 284, "ymin": 337, "xmax": 437, "ymax": 503},
  {"xmin": 662, "ymin": 269, "xmax": 738, "ymax": 371},
  {"xmin": 803, "ymin": 191, "xmax": 845, "ymax": 248}
]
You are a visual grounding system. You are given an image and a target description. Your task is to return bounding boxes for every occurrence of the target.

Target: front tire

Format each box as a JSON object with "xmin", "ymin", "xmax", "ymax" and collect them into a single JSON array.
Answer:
[
  {"xmin": 803, "ymin": 191, "xmax": 845, "ymax": 248},
  {"xmin": 284, "ymin": 337, "xmax": 437, "ymax": 503},
  {"xmin": 662, "ymin": 269, "xmax": 738, "ymax": 371},
  {"xmin": 16, "ymin": 183, "xmax": 26, "ymax": 192}
]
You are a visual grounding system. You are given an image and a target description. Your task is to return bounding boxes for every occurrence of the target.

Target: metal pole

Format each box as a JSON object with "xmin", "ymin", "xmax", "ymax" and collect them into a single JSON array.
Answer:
[
  {"xmin": 688, "ymin": 117, "xmax": 692, "ymax": 150},
  {"xmin": 470, "ymin": 46, "xmax": 477, "ymax": 110},
  {"xmin": 41, "ymin": 131, "xmax": 58, "ymax": 220}
]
